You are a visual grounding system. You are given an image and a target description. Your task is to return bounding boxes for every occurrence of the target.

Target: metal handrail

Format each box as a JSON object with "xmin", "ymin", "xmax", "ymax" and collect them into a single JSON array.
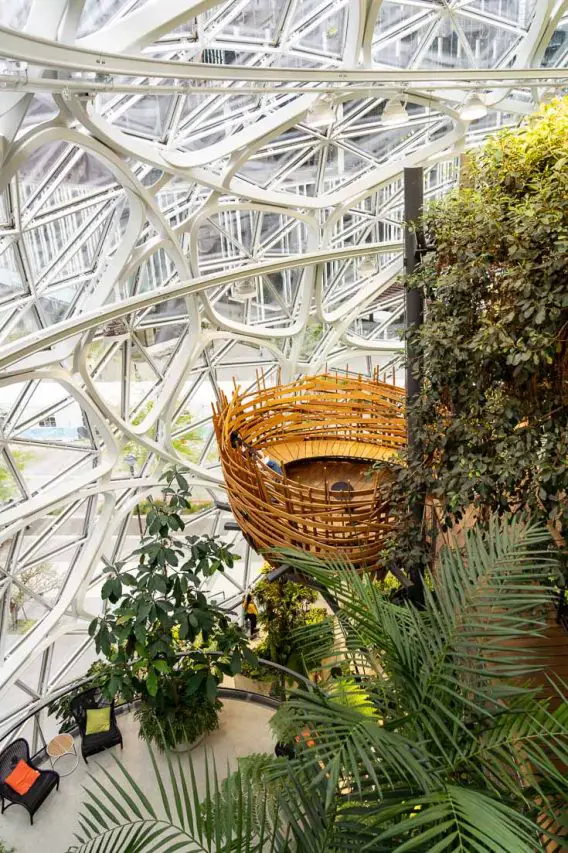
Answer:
[{"xmin": 0, "ymin": 651, "xmax": 314, "ymax": 754}]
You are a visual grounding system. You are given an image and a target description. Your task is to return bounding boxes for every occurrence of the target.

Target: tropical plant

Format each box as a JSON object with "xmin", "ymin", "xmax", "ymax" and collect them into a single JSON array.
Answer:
[
  {"xmin": 89, "ymin": 467, "xmax": 255, "ymax": 749},
  {"xmin": 250, "ymin": 566, "xmax": 332, "ymax": 689},
  {"xmin": 73, "ymin": 515, "xmax": 568, "ymax": 852},
  {"xmin": 254, "ymin": 566, "xmax": 316, "ymax": 662},
  {"xmin": 134, "ymin": 691, "xmax": 221, "ymax": 750},
  {"xmin": 67, "ymin": 745, "xmax": 286, "ymax": 853},
  {"xmin": 381, "ymin": 97, "xmax": 568, "ymax": 575},
  {"xmin": 264, "ymin": 515, "xmax": 568, "ymax": 851}
]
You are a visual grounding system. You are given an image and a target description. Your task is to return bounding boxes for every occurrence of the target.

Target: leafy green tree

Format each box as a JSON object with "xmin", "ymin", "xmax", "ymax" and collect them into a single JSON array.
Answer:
[
  {"xmin": 89, "ymin": 467, "xmax": 255, "ymax": 749},
  {"xmin": 382, "ymin": 98, "xmax": 568, "ymax": 574},
  {"xmin": 248, "ymin": 566, "xmax": 332, "ymax": 696},
  {"xmin": 10, "ymin": 561, "xmax": 59, "ymax": 626},
  {"xmin": 0, "ymin": 448, "xmax": 33, "ymax": 502}
]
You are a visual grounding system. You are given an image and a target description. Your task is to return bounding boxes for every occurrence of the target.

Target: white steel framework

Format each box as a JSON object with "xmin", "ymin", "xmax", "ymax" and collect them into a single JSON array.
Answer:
[{"xmin": 0, "ymin": 0, "xmax": 567, "ymax": 739}]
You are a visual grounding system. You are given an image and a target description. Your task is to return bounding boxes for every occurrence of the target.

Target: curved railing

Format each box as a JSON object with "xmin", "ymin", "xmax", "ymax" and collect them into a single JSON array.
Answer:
[
  {"xmin": 213, "ymin": 372, "xmax": 406, "ymax": 570},
  {"xmin": 0, "ymin": 652, "xmax": 312, "ymax": 760}
]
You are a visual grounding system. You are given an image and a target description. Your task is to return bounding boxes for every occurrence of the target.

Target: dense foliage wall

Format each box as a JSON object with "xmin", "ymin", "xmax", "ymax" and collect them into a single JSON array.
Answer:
[{"xmin": 388, "ymin": 98, "xmax": 568, "ymax": 572}]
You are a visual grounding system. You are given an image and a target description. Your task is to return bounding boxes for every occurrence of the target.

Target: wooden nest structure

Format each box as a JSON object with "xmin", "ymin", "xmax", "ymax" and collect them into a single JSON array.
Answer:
[{"xmin": 213, "ymin": 372, "xmax": 406, "ymax": 571}]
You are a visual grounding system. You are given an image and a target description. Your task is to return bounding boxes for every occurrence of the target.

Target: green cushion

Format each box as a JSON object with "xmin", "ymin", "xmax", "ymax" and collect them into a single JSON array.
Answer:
[{"xmin": 85, "ymin": 706, "xmax": 111, "ymax": 736}]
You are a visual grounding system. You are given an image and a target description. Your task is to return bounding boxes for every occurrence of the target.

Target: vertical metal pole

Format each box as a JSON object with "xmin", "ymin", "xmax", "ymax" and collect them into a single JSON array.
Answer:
[
  {"xmin": 404, "ymin": 168, "xmax": 426, "ymax": 601},
  {"xmin": 404, "ymin": 166, "xmax": 425, "ymax": 431}
]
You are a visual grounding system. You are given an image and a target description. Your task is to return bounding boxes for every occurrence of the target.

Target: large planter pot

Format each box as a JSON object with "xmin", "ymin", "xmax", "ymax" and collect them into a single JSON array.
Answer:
[{"xmin": 171, "ymin": 732, "xmax": 205, "ymax": 753}]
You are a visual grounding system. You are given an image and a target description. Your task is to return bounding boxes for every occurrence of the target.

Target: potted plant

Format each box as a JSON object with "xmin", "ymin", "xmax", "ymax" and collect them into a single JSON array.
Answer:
[
  {"xmin": 89, "ymin": 468, "xmax": 256, "ymax": 751},
  {"xmin": 134, "ymin": 686, "xmax": 220, "ymax": 752}
]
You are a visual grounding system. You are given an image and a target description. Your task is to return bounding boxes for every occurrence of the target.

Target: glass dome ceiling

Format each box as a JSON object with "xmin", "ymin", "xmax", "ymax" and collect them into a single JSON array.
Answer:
[{"xmin": 0, "ymin": 0, "xmax": 566, "ymax": 733}]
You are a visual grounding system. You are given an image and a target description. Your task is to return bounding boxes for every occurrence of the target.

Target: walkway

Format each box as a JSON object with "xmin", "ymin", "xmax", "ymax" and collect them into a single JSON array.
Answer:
[{"xmin": 0, "ymin": 697, "xmax": 275, "ymax": 853}]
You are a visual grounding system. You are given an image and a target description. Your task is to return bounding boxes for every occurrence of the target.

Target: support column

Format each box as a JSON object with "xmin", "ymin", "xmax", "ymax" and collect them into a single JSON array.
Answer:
[
  {"xmin": 404, "ymin": 166, "xmax": 425, "ymax": 430},
  {"xmin": 404, "ymin": 167, "xmax": 426, "ymax": 601}
]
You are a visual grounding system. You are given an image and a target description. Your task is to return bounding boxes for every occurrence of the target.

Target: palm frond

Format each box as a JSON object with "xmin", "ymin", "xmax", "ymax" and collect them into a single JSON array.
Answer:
[
  {"xmin": 289, "ymin": 617, "xmax": 336, "ymax": 673},
  {"xmin": 67, "ymin": 744, "xmax": 282, "ymax": 853},
  {"xmin": 457, "ymin": 686, "xmax": 568, "ymax": 807},
  {"xmin": 337, "ymin": 785, "xmax": 542, "ymax": 853},
  {"xmin": 271, "ymin": 679, "xmax": 433, "ymax": 808},
  {"xmin": 279, "ymin": 518, "xmax": 560, "ymax": 751},
  {"xmin": 272, "ymin": 517, "xmax": 567, "ymax": 847}
]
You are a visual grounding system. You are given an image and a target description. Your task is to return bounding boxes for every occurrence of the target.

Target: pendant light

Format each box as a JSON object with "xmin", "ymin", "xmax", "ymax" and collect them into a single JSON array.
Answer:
[
  {"xmin": 305, "ymin": 96, "xmax": 336, "ymax": 128},
  {"xmin": 459, "ymin": 93, "xmax": 487, "ymax": 121},
  {"xmin": 381, "ymin": 97, "xmax": 408, "ymax": 126}
]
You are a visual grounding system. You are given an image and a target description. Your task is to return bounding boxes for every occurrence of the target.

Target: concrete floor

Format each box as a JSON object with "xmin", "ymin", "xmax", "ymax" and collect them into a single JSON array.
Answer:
[{"xmin": 0, "ymin": 697, "xmax": 276, "ymax": 853}]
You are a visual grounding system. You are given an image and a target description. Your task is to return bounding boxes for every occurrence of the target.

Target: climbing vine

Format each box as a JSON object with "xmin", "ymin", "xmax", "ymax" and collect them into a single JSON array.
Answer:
[{"xmin": 383, "ymin": 98, "xmax": 568, "ymax": 573}]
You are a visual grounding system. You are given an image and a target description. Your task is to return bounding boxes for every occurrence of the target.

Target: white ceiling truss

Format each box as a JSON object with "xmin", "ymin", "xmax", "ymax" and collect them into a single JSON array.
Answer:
[{"xmin": 0, "ymin": 0, "xmax": 566, "ymax": 738}]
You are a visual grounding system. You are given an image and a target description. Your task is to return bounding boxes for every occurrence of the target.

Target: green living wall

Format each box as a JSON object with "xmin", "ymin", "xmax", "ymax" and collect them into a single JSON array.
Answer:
[{"xmin": 387, "ymin": 97, "xmax": 568, "ymax": 571}]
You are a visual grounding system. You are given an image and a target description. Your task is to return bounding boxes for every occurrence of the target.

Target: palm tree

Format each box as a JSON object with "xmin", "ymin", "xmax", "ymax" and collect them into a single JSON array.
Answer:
[
  {"xmin": 270, "ymin": 515, "xmax": 568, "ymax": 852},
  {"xmin": 70, "ymin": 516, "xmax": 568, "ymax": 852}
]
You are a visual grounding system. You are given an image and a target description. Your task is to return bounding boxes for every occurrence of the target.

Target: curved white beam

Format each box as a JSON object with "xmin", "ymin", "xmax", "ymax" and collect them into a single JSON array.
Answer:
[
  {"xmin": 1, "ymin": 27, "xmax": 567, "ymax": 83},
  {"xmin": 0, "ymin": 242, "xmax": 403, "ymax": 372}
]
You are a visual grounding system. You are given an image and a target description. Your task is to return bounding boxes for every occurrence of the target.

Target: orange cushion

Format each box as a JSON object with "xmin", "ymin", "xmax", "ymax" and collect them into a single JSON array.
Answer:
[
  {"xmin": 5, "ymin": 759, "xmax": 40, "ymax": 795},
  {"xmin": 295, "ymin": 728, "xmax": 316, "ymax": 748}
]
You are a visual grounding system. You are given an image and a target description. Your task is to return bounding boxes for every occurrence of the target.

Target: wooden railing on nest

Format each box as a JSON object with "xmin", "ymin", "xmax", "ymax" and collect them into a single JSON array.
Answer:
[{"xmin": 212, "ymin": 372, "xmax": 406, "ymax": 571}]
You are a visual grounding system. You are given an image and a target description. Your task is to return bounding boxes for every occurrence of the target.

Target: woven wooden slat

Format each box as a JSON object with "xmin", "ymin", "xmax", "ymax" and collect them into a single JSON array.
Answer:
[{"xmin": 213, "ymin": 372, "xmax": 406, "ymax": 571}]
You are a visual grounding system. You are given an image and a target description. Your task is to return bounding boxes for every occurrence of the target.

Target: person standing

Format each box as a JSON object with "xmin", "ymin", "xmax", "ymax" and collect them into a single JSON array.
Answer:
[{"xmin": 243, "ymin": 593, "xmax": 259, "ymax": 638}]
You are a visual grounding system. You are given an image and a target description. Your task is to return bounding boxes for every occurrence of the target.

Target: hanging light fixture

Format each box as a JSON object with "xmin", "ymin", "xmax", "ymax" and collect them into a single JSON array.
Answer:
[
  {"xmin": 381, "ymin": 97, "xmax": 408, "ymax": 126},
  {"xmin": 459, "ymin": 93, "xmax": 487, "ymax": 121},
  {"xmin": 540, "ymin": 87, "xmax": 558, "ymax": 104},
  {"xmin": 359, "ymin": 255, "xmax": 377, "ymax": 276},
  {"xmin": 231, "ymin": 278, "xmax": 257, "ymax": 302},
  {"xmin": 305, "ymin": 96, "xmax": 336, "ymax": 128}
]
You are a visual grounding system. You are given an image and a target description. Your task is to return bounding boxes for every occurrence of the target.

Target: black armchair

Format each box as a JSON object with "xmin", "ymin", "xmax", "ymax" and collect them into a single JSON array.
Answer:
[
  {"xmin": 0, "ymin": 738, "xmax": 59, "ymax": 825},
  {"xmin": 70, "ymin": 687, "xmax": 123, "ymax": 763}
]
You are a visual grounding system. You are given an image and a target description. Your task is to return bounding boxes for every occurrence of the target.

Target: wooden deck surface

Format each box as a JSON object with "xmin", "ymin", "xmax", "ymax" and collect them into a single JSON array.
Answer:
[{"xmin": 285, "ymin": 458, "xmax": 378, "ymax": 493}]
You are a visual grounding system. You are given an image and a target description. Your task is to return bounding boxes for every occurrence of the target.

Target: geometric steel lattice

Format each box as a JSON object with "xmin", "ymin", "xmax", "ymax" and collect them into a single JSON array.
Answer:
[{"xmin": 0, "ymin": 0, "xmax": 567, "ymax": 739}]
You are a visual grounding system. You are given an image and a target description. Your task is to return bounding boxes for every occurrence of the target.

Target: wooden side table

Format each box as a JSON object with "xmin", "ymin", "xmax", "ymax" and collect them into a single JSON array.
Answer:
[{"xmin": 46, "ymin": 733, "xmax": 78, "ymax": 776}]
